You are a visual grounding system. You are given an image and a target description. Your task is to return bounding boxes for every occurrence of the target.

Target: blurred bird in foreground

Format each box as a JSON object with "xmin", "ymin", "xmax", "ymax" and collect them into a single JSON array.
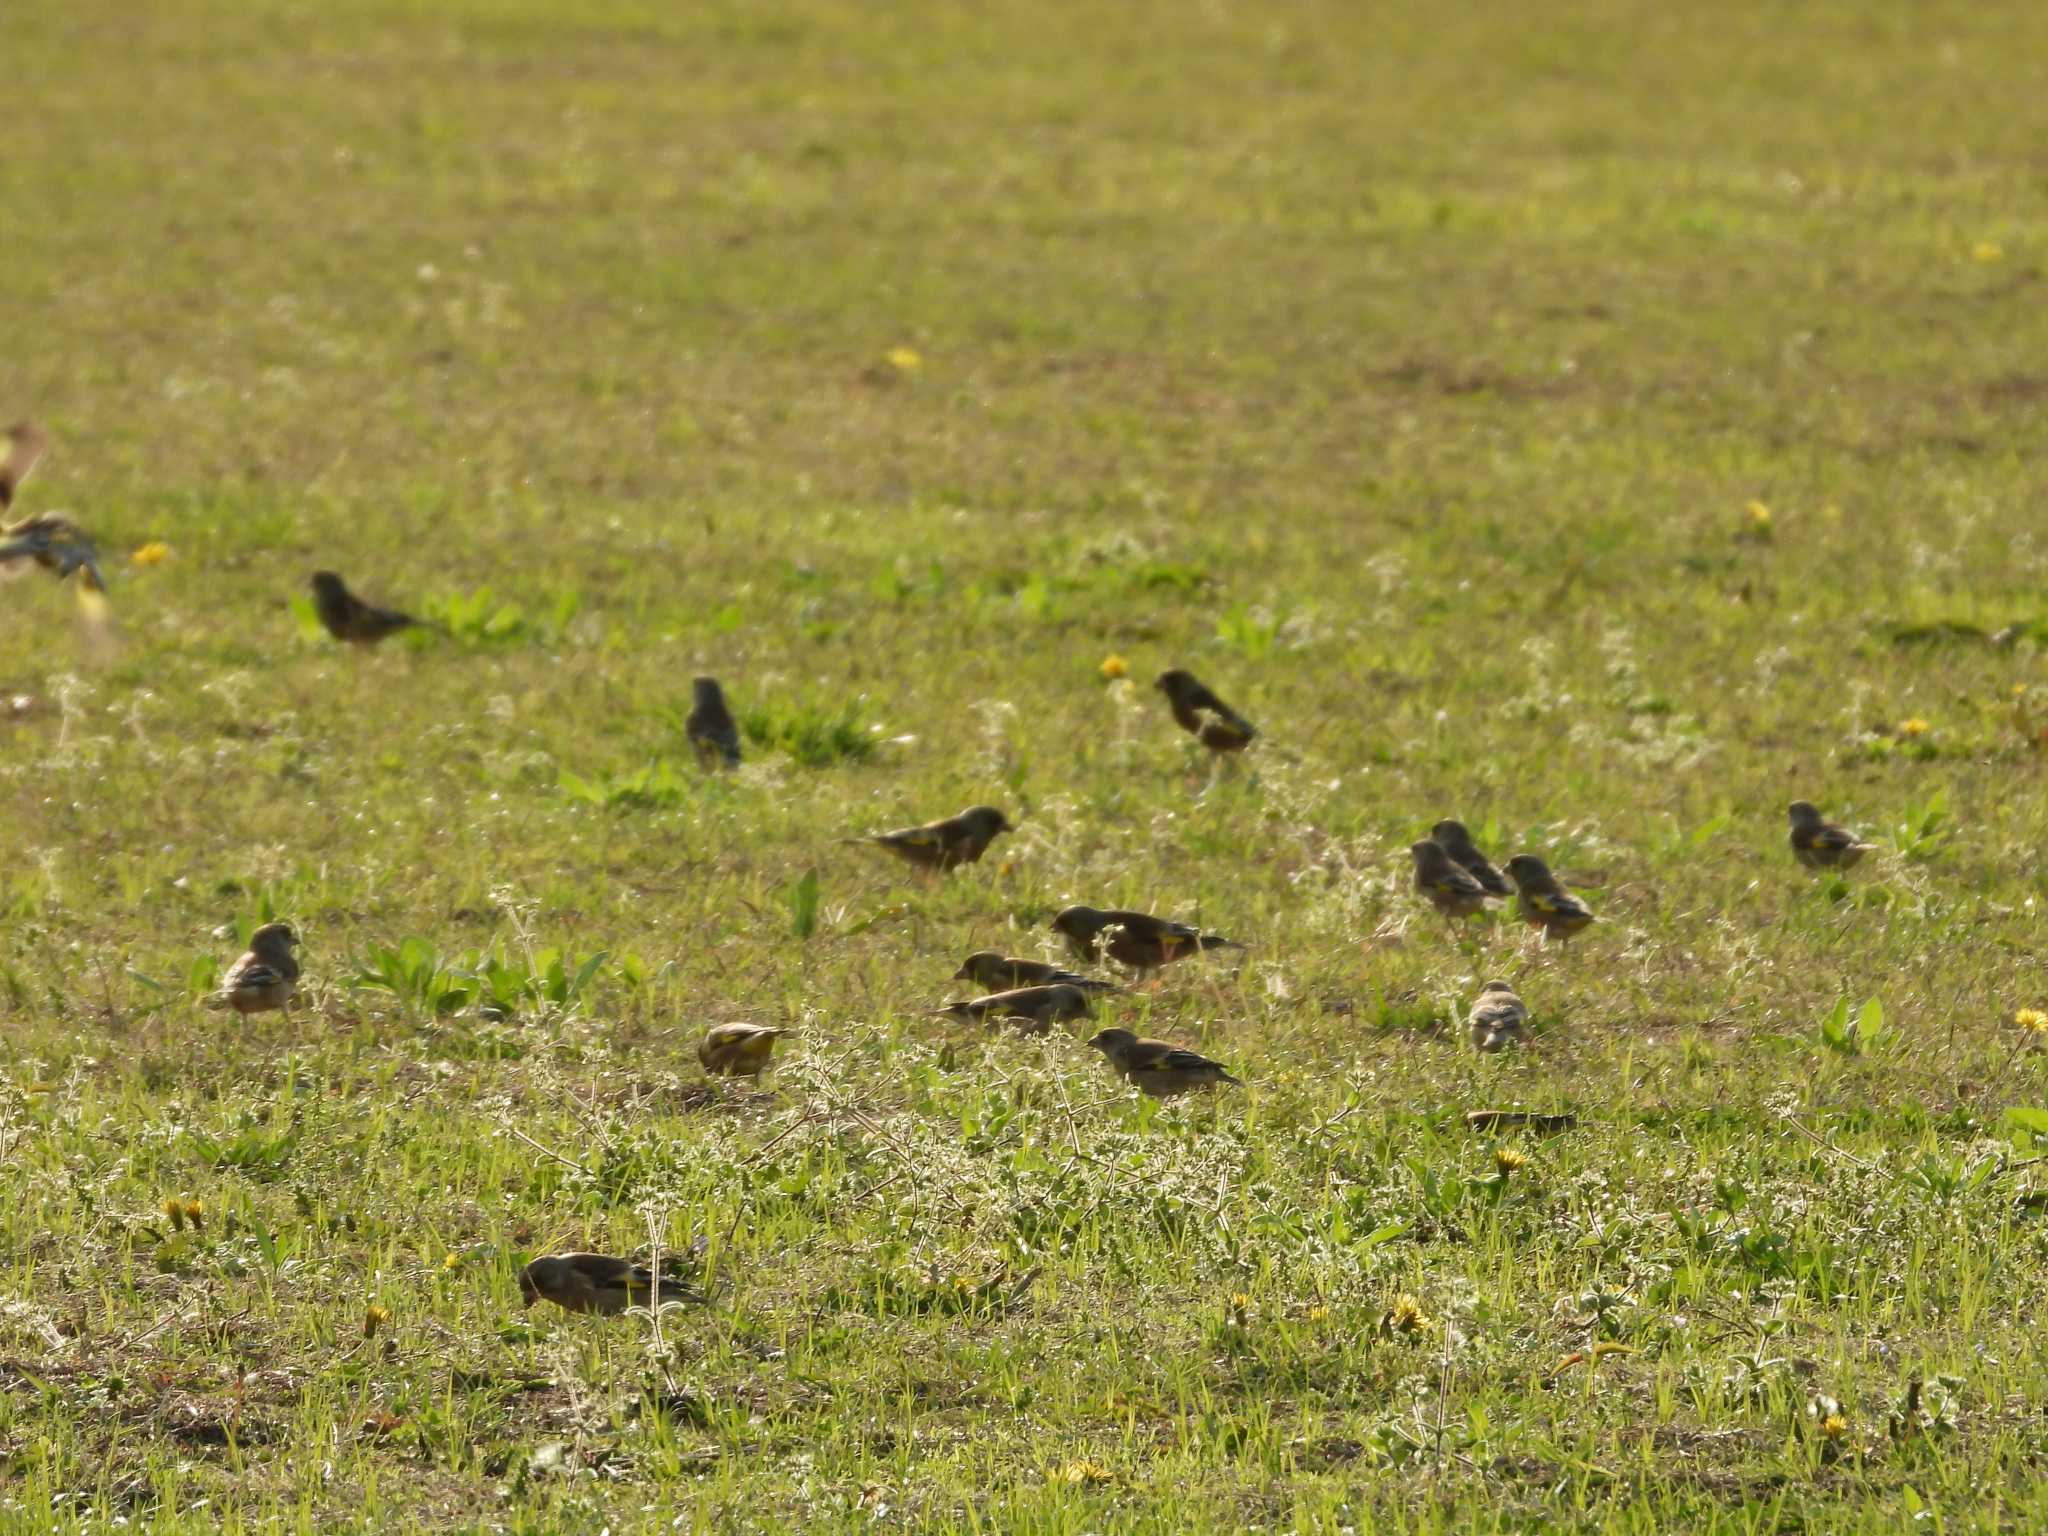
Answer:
[
  {"xmin": 0, "ymin": 422, "xmax": 110, "ymax": 632},
  {"xmin": 698, "ymin": 1022, "xmax": 784, "ymax": 1076},
  {"xmin": 1503, "ymin": 855, "xmax": 1596, "ymax": 945},
  {"xmin": 203, "ymin": 922, "xmax": 301, "ymax": 1015},
  {"xmin": 1086, "ymin": 1027, "xmax": 1243, "ymax": 1097},
  {"xmin": 685, "ymin": 677, "xmax": 742, "ymax": 770},
  {"xmin": 854, "ymin": 805, "xmax": 1012, "ymax": 871},
  {"xmin": 1155, "ymin": 668, "xmax": 1257, "ymax": 753},
  {"xmin": 938, "ymin": 983, "xmax": 1100, "ymax": 1032},
  {"xmin": 518, "ymin": 1253, "xmax": 682, "ymax": 1316},
  {"xmin": 953, "ymin": 951, "xmax": 1118, "ymax": 993},
  {"xmin": 1051, "ymin": 906, "xmax": 1244, "ymax": 978},
  {"xmin": 309, "ymin": 571, "xmax": 425, "ymax": 645},
  {"xmin": 1410, "ymin": 839, "xmax": 1489, "ymax": 927},
  {"xmin": 1431, "ymin": 819, "xmax": 1514, "ymax": 898},
  {"xmin": 1787, "ymin": 801, "xmax": 1875, "ymax": 870},
  {"xmin": 1467, "ymin": 979, "xmax": 1528, "ymax": 1053}
]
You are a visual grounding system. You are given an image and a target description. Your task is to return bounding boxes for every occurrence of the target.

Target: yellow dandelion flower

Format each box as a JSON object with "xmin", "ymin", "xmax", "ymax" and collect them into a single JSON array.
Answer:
[
  {"xmin": 182, "ymin": 1200, "xmax": 205, "ymax": 1229},
  {"xmin": 1384, "ymin": 1293, "xmax": 1431, "ymax": 1336},
  {"xmin": 442, "ymin": 1252, "xmax": 461, "ymax": 1271},
  {"xmin": 131, "ymin": 541, "xmax": 171, "ymax": 566},
  {"xmin": 1306, "ymin": 1305, "xmax": 1330, "ymax": 1323},
  {"xmin": 1099, "ymin": 654, "xmax": 1129, "ymax": 680},
  {"xmin": 163, "ymin": 1196, "xmax": 186, "ymax": 1231},
  {"xmin": 885, "ymin": 346, "xmax": 923, "ymax": 373},
  {"xmin": 1231, "ymin": 1292, "xmax": 1250, "ymax": 1308},
  {"xmin": 1745, "ymin": 500, "xmax": 1773, "ymax": 527},
  {"xmin": 363, "ymin": 1304, "xmax": 392, "ymax": 1338},
  {"xmin": 1972, "ymin": 241, "xmax": 2005, "ymax": 264},
  {"xmin": 1495, "ymin": 1147, "xmax": 1528, "ymax": 1175},
  {"xmin": 1898, "ymin": 718, "xmax": 1930, "ymax": 738},
  {"xmin": 1056, "ymin": 1460, "xmax": 1112, "ymax": 1485},
  {"xmin": 1819, "ymin": 1412, "xmax": 1849, "ymax": 1440},
  {"xmin": 2015, "ymin": 1008, "xmax": 2048, "ymax": 1032}
]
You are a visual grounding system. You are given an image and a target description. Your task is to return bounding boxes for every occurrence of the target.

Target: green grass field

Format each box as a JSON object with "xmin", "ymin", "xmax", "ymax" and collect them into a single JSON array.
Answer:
[{"xmin": 8, "ymin": 0, "xmax": 2048, "ymax": 1528}]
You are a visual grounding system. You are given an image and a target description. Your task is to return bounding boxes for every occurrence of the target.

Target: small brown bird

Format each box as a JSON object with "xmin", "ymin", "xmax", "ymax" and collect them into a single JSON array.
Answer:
[
  {"xmin": 203, "ymin": 922, "xmax": 302, "ymax": 1015},
  {"xmin": 1086, "ymin": 1027, "xmax": 1243, "ymax": 1097},
  {"xmin": 1503, "ymin": 855, "xmax": 1596, "ymax": 944},
  {"xmin": 1155, "ymin": 669, "xmax": 1256, "ymax": 752},
  {"xmin": 309, "ymin": 571, "xmax": 424, "ymax": 644},
  {"xmin": 1788, "ymin": 801, "xmax": 1875, "ymax": 870},
  {"xmin": 685, "ymin": 677, "xmax": 742, "ymax": 770},
  {"xmin": 857, "ymin": 805, "xmax": 1012, "ymax": 871},
  {"xmin": 1410, "ymin": 840, "xmax": 1489, "ymax": 925},
  {"xmin": 938, "ymin": 984, "xmax": 1100, "ymax": 1032},
  {"xmin": 1467, "ymin": 980, "xmax": 1528, "ymax": 1053},
  {"xmin": 1431, "ymin": 819, "xmax": 1514, "ymax": 898},
  {"xmin": 698, "ymin": 1022, "xmax": 785, "ymax": 1076},
  {"xmin": 518, "ymin": 1253, "xmax": 665, "ymax": 1316},
  {"xmin": 1051, "ymin": 906, "xmax": 1244, "ymax": 977},
  {"xmin": 952, "ymin": 951, "xmax": 1117, "ymax": 993}
]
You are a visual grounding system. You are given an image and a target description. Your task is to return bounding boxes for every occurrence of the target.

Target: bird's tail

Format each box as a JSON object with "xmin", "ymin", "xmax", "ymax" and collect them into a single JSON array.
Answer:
[{"xmin": 202, "ymin": 992, "xmax": 232, "ymax": 1011}]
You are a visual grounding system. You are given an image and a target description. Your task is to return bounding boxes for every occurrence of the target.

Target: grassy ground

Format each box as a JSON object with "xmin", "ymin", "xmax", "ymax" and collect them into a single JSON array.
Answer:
[{"xmin": 7, "ymin": 0, "xmax": 2048, "ymax": 1528}]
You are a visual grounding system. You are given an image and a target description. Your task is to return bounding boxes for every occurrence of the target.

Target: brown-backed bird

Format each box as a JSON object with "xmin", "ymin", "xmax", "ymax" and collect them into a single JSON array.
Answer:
[
  {"xmin": 309, "ymin": 571, "xmax": 424, "ymax": 645},
  {"xmin": 952, "ymin": 951, "xmax": 1117, "ymax": 993},
  {"xmin": 1051, "ymin": 906, "xmax": 1244, "ymax": 977},
  {"xmin": 1788, "ymin": 801, "xmax": 1875, "ymax": 871},
  {"xmin": 686, "ymin": 677, "xmax": 742, "ymax": 769},
  {"xmin": 1155, "ymin": 669, "xmax": 1256, "ymax": 752},
  {"xmin": 518, "ymin": 1253, "xmax": 666, "ymax": 1316},
  {"xmin": 1086, "ymin": 1027, "xmax": 1243, "ymax": 1097},
  {"xmin": 938, "ymin": 983, "xmax": 1099, "ymax": 1032},
  {"xmin": 857, "ymin": 805, "xmax": 1012, "ymax": 871},
  {"xmin": 1467, "ymin": 980, "xmax": 1528, "ymax": 1053},
  {"xmin": 1410, "ymin": 840, "xmax": 1489, "ymax": 925},
  {"xmin": 1431, "ymin": 819, "xmax": 1514, "ymax": 898},
  {"xmin": 1503, "ymin": 855, "xmax": 1596, "ymax": 944},
  {"xmin": 698, "ymin": 1022, "xmax": 784, "ymax": 1076},
  {"xmin": 203, "ymin": 922, "xmax": 301, "ymax": 1015}
]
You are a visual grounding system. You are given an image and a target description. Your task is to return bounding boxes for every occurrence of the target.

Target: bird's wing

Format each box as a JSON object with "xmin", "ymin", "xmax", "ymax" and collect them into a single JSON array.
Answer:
[
  {"xmin": 221, "ymin": 961, "xmax": 292, "ymax": 992},
  {"xmin": 1430, "ymin": 866, "xmax": 1486, "ymax": 897},
  {"xmin": 0, "ymin": 423, "xmax": 47, "ymax": 511},
  {"xmin": 1119, "ymin": 912, "xmax": 1198, "ymax": 941}
]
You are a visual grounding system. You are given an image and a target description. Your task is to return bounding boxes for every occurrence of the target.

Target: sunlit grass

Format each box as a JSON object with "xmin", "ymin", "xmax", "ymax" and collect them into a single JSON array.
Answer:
[{"xmin": 6, "ymin": 0, "xmax": 2048, "ymax": 1529}]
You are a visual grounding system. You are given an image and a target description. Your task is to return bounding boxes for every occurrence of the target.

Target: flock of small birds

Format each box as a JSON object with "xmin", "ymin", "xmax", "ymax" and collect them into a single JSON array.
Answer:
[{"xmin": 2, "ymin": 419, "xmax": 1890, "ymax": 1318}]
